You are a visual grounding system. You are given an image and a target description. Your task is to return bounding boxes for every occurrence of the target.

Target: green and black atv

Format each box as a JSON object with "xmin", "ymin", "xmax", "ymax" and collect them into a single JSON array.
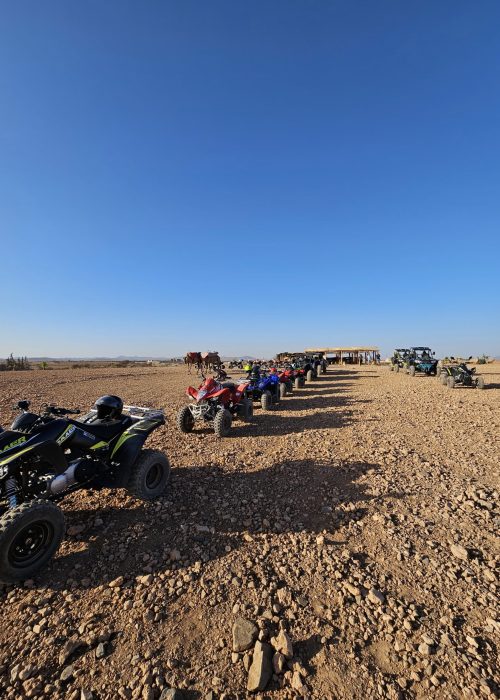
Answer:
[
  {"xmin": 438, "ymin": 363, "xmax": 485, "ymax": 390},
  {"xmin": 0, "ymin": 396, "xmax": 169, "ymax": 584},
  {"xmin": 390, "ymin": 349, "xmax": 410, "ymax": 373}
]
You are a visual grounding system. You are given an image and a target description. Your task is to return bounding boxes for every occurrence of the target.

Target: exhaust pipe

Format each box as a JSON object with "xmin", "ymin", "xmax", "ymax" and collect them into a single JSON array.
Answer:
[{"xmin": 49, "ymin": 459, "xmax": 98, "ymax": 495}]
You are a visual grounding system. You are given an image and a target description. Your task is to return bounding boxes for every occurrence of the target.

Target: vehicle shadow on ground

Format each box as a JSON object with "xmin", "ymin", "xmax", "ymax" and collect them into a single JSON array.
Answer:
[{"xmin": 37, "ymin": 459, "xmax": 382, "ymax": 591}]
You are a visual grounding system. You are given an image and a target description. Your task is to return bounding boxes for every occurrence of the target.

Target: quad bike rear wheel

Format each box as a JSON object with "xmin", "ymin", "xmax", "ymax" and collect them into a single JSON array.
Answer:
[
  {"xmin": 409, "ymin": 365, "xmax": 416, "ymax": 376},
  {"xmin": 261, "ymin": 390, "xmax": 273, "ymax": 411},
  {"xmin": 238, "ymin": 397, "xmax": 253, "ymax": 420},
  {"xmin": 476, "ymin": 376, "xmax": 485, "ymax": 390},
  {"xmin": 177, "ymin": 406, "xmax": 195, "ymax": 433},
  {"xmin": 286, "ymin": 380, "xmax": 293, "ymax": 394},
  {"xmin": 0, "ymin": 500, "xmax": 65, "ymax": 584},
  {"xmin": 279, "ymin": 382, "xmax": 287, "ymax": 399},
  {"xmin": 294, "ymin": 378, "xmax": 301, "ymax": 390},
  {"xmin": 447, "ymin": 376, "xmax": 455, "ymax": 389},
  {"xmin": 127, "ymin": 449, "xmax": 170, "ymax": 500},
  {"xmin": 214, "ymin": 408, "xmax": 232, "ymax": 437}
]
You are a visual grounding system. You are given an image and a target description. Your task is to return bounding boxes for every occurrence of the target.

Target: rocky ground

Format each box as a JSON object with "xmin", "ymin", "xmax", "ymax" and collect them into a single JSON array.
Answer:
[{"xmin": 0, "ymin": 362, "xmax": 498, "ymax": 700}]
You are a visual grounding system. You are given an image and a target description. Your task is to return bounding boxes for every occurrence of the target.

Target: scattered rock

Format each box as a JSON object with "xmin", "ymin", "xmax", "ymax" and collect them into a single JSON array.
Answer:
[
  {"xmin": 232, "ymin": 617, "xmax": 258, "ymax": 652},
  {"xmin": 247, "ymin": 640, "xmax": 273, "ymax": 692}
]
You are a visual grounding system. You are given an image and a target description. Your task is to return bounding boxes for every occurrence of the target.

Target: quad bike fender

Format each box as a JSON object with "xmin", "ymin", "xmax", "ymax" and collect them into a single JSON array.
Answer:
[
  {"xmin": 0, "ymin": 438, "xmax": 67, "ymax": 476},
  {"xmin": 111, "ymin": 419, "xmax": 163, "ymax": 487}
]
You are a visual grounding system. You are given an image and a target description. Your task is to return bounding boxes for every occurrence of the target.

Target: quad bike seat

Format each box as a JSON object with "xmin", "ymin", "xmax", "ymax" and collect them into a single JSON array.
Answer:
[
  {"xmin": 221, "ymin": 381, "xmax": 237, "ymax": 390},
  {"xmin": 71, "ymin": 414, "xmax": 134, "ymax": 441}
]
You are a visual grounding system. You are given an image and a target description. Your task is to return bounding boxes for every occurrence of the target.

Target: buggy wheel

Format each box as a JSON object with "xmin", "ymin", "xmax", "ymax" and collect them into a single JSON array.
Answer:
[
  {"xmin": 177, "ymin": 406, "xmax": 194, "ymax": 433},
  {"xmin": 214, "ymin": 408, "xmax": 232, "ymax": 437},
  {"xmin": 127, "ymin": 449, "xmax": 170, "ymax": 500},
  {"xmin": 261, "ymin": 390, "xmax": 273, "ymax": 410},
  {"xmin": 476, "ymin": 376, "xmax": 485, "ymax": 390},
  {"xmin": 447, "ymin": 376, "xmax": 455, "ymax": 389},
  {"xmin": 409, "ymin": 365, "xmax": 416, "ymax": 376},
  {"xmin": 394, "ymin": 364, "xmax": 399, "ymax": 373},
  {"xmin": 279, "ymin": 382, "xmax": 287, "ymax": 399},
  {"xmin": 306, "ymin": 370, "xmax": 313, "ymax": 382},
  {"xmin": 389, "ymin": 364, "xmax": 394, "ymax": 372},
  {"xmin": 0, "ymin": 501, "xmax": 65, "ymax": 584},
  {"xmin": 441, "ymin": 373, "xmax": 448, "ymax": 386}
]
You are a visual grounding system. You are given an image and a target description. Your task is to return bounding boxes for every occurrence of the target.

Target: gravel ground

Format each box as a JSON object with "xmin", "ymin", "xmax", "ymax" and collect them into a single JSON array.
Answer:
[{"xmin": 0, "ymin": 363, "xmax": 498, "ymax": 700}]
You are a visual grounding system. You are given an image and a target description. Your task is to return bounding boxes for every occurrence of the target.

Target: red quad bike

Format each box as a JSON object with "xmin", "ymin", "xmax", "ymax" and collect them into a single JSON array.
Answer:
[
  {"xmin": 177, "ymin": 372, "xmax": 253, "ymax": 437},
  {"xmin": 274, "ymin": 368, "xmax": 294, "ymax": 397}
]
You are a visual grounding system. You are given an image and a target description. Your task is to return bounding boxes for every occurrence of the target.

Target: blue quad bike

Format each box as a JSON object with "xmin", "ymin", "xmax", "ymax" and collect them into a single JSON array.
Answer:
[{"xmin": 244, "ymin": 370, "xmax": 281, "ymax": 410}]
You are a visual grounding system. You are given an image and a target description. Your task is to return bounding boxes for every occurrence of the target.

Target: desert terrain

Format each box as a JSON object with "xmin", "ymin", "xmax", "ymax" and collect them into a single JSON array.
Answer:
[{"xmin": 0, "ymin": 362, "xmax": 498, "ymax": 700}]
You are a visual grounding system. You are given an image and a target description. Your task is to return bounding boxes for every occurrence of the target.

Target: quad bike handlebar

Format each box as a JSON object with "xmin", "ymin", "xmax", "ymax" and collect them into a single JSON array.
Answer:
[{"xmin": 41, "ymin": 404, "xmax": 81, "ymax": 417}]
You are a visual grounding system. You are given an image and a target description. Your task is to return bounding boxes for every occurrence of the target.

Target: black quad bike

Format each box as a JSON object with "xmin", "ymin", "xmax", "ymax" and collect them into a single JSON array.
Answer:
[
  {"xmin": 439, "ymin": 363, "xmax": 485, "ymax": 390},
  {"xmin": 0, "ymin": 396, "xmax": 169, "ymax": 584}
]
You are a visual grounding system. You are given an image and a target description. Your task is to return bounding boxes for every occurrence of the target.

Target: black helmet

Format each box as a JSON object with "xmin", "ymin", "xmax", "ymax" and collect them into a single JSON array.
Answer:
[{"xmin": 94, "ymin": 395, "xmax": 123, "ymax": 420}]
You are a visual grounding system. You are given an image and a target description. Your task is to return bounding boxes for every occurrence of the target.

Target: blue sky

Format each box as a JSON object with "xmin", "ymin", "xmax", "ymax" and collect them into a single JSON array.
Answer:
[{"xmin": 1, "ymin": 1, "xmax": 499, "ymax": 359}]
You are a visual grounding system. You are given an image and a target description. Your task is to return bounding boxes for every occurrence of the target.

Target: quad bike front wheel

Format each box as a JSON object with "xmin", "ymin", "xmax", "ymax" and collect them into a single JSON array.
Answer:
[
  {"xmin": 306, "ymin": 370, "xmax": 313, "ymax": 382},
  {"xmin": 286, "ymin": 381, "xmax": 293, "ymax": 394},
  {"xmin": 177, "ymin": 406, "xmax": 195, "ymax": 433},
  {"xmin": 279, "ymin": 382, "xmax": 287, "ymax": 399},
  {"xmin": 0, "ymin": 500, "xmax": 65, "ymax": 584},
  {"xmin": 127, "ymin": 449, "xmax": 171, "ymax": 500},
  {"xmin": 214, "ymin": 409, "xmax": 232, "ymax": 437},
  {"xmin": 261, "ymin": 390, "xmax": 273, "ymax": 411}
]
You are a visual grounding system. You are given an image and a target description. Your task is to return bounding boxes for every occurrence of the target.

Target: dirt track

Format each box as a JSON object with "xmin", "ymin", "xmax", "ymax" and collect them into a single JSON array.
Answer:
[{"xmin": 0, "ymin": 363, "xmax": 498, "ymax": 699}]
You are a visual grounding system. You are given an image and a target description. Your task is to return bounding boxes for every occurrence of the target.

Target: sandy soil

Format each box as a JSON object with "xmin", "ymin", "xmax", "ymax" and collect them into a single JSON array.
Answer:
[{"xmin": 0, "ymin": 363, "xmax": 498, "ymax": 700}]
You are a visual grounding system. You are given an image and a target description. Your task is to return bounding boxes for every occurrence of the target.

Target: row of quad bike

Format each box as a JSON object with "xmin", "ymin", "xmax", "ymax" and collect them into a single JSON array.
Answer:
[
  {"xmin": 390, "ymin": 347, "xmax": 485, "ymax": 389},
  {"xmin": 177, "ymin": 359, "xmax": 327, "ymax": 437},
  {"xmin": 0, "ymin": 359, "xmax": 327, "ymax": 584}
]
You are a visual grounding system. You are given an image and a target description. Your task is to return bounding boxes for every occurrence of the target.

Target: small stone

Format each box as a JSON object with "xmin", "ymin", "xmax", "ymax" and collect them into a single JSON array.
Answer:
[
  {"xmin": 138, "ymin": 574, "xmax": 154, "ymax": 585},
  {"xmin": 450, "ymin": 544, "xmax": 469, "ymax": 561},
  {"xmin": 247, "ymin": 641, "xmax": 273, "ymax": 692},
  {"xmin": 232, "ymin": 617, "xmax": 258, "ymax": 652},
  {"xmin": 271, "ymin": 629, "xmax": 293, "ymax": 659},
  {"xmin": 60, "ymin": 665, "xmax": 75, "ymax": 682},
  {"xmin": 109, "ymin": 576, "xmax": 124, "ymax": 588},
  {"xmin": 96, "ymin": 643, "xmax": 106, "ymax": 659},
  {"xmin": 367, "ymin": 588, "xmax": 385, "ymax": 605},
  {"xmin": 169, "ymin": 549, "xmax": 181, "ymax": 561},
  {"xmin": 159, "ymin": 690, "xmax": 185, "ymax": 700},
  {"xmin": 272, "ymin": 652, "xmax": 286, "ymax": 674},
  {"xmin": 59, "ymin": 638, "xmax": 85, "ymax": 665},
  {"xmin": 418, "ymin": 643, "xmax": 433, "ymax": 656},
  {"xmin": 81, "ymin": 691, "xmax": 94, "ymax": 700}
]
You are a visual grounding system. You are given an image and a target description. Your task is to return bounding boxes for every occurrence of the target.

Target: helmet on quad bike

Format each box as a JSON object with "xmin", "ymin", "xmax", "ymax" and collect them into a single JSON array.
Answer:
[{"xmin": 94, "ymin": 395, "xmax": 123, "ymax": 420}]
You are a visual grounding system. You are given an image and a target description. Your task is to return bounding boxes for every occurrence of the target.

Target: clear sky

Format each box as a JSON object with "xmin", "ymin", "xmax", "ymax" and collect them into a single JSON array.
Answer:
[{"xmin": 1, "ymin": 1, "xmax": 499, "ymax": 359}]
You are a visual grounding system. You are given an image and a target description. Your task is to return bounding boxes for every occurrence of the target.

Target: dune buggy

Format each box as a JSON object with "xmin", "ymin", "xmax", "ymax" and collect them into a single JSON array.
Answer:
[
  {"xmin": 390, "ymin": 348, "xmax": 410, "ymax": 372},
  {"xmin": 439, "ymin": 363, "xmax": 485, "ymax": 390},
  {"xmin": 407, "ymin": 347, "xmax": 439, "ymax": 376}
]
